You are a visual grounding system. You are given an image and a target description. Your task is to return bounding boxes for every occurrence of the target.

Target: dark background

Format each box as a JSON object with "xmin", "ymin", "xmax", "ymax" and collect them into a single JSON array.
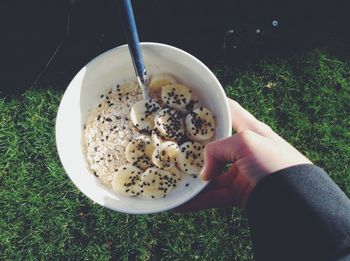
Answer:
[{"xmin": 1, "ymin": 0, "xmax": 350, "ymax": 96}]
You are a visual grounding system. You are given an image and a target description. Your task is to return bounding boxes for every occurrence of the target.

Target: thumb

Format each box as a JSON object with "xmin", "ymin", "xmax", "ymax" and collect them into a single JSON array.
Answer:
[{"xmin": 201, "ymin": 134, "xmax": 245, "ymax": 180}]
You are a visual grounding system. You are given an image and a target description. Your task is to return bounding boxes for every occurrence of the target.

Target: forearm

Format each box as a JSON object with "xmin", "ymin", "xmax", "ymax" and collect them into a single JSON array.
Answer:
[{"xmin": 246, "ymin": 164, "xmax": 350, "ymax": 260}]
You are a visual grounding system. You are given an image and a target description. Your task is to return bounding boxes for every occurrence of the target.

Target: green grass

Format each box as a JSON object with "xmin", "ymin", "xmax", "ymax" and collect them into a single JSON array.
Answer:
[{"xmin": 1, "ymin": 49, "xmax": 349, "ymax": 260}]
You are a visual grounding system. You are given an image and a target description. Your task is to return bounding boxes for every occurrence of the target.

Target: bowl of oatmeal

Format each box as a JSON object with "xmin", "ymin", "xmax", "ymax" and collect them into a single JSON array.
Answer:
[{"xmin": 56, "ymin": 42, "xmax": 232, "ymax": 214}]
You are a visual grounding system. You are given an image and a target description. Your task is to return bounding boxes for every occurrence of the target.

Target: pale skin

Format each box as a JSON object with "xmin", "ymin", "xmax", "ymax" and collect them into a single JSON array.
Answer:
[{"xmin": 176, "ymin": 98, "xmax": 312, "ymax": 212}]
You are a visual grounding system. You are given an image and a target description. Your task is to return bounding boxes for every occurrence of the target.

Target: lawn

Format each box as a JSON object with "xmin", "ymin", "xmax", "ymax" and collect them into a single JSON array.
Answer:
[{"xmin": 1, "ymin": 49, "xmax": 349, "ymax": 260}]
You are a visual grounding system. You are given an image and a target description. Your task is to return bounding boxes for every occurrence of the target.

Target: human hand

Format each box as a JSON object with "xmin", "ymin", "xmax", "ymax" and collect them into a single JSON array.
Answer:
[{"xmin": 176, "ymin": 98, "xmax": 312, "ymax": 211}]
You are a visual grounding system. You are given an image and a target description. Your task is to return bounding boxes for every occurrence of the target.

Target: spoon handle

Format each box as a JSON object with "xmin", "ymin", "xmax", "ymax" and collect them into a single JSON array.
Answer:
[{"xmin": 118, "ymin": 0, "xmax": 150, "ymax": 100}]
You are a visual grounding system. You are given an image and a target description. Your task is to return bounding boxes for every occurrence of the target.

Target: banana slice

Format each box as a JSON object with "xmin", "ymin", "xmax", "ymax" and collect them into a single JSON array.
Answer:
[
  {"xmin": 130, "ymin": 100, "xmax": 161, "ymax": 131},
  {"xmin": 151, "ymin": 129, "xmax": 162, "ymax": 147},
  {"xmin": 177, "ymin": 141, "xmax": 204, "ymax": 175},
  {"xmin": 125, "ymin": 136, "xmax": 155, "ymax": 169},
  {"xmin": 154, "ymin": 108, "xmax": 185, "ymax": 142},
  {"xmin": 185, "ymin": 107, "xmax": 215, "ymax": 141},
  {"xmin": 152, "ymin": 141, "xmax": 180, "ymax": 170},
  {"xmin": 161, "ymin": 84, "xmax": 192, "ymax": 110},
  {"xmin": 168, "ymin": 166, "xmax": 183, "ymax": 188},
  {"xmin": 140, "ymin": 167, "xmax": 174, "ymax": 198},
  {"xmin": 112, "ymin": 164, "xmax": 143, "ymax": 196},
  {"xmin": 149, "ymin": 73, "xmax": 177, "ymax": 92}
]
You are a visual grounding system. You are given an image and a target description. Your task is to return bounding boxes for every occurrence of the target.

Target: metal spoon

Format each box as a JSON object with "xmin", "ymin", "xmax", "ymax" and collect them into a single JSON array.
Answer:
[{"xmin": 118, "ymin": 0, "xmax": 150, "ymax": 100}]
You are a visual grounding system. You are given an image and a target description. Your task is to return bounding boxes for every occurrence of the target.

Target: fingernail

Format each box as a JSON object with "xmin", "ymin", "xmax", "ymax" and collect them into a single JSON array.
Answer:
[{"xmin": 199, "ymin": 167, "xmax": 206, "ymax": 180}]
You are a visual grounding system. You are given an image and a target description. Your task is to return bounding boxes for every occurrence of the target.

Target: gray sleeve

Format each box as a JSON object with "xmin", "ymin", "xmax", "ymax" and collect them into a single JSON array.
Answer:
[{"xmin": 246, "ymin": 164, "xmax": 350, "ymax": 261}]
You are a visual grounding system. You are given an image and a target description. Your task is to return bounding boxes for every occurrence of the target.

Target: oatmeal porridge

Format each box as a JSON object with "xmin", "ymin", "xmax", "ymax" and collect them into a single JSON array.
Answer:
[{"xmin": 82, "ymin": 74, "xmax": 216, "ymax": 198}]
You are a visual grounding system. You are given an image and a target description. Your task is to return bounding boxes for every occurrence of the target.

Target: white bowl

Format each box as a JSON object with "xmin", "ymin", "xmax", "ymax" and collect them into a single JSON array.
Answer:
[{"xmin": 56, "ymin": 42, "xmax": 232, "ymax": 214}]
